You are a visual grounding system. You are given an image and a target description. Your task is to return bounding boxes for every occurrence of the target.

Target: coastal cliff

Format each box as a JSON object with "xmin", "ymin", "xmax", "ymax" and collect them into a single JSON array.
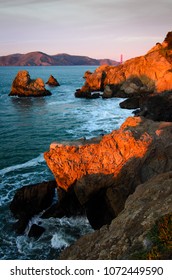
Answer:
[
  {"xmin": 44, "ymin": 117, "xmax": 172, "ymax": 231},
  {"xmin": 76, "ymin": 31, "xmax": 172, "ymax": 97},
  {"xmin": 60, "ymin": 172, "xmax": 172, "ymax": 259},
  {"xmin": 9, "ymin": 31, "xmax": 172, "ymax": 259}
]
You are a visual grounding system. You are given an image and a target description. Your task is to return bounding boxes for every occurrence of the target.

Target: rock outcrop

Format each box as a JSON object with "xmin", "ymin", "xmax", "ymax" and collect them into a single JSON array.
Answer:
[
  {"xmin": 44, "ymin": 117, "xmax": 172, "ymax": 229},
  {"xmin": 59, "ymin": 171, "xmax": 172, "ymax": 259},
  {"xmin": 46, "ymin": 75, "xmax": 60, "ymax": 86},
  {"xmin": 76, "ymin": 32, "xmax": 172, "ymax": 98},
  {"xmin": 9, "ymin": 70, "xmax": 51, "ymax": 97}
]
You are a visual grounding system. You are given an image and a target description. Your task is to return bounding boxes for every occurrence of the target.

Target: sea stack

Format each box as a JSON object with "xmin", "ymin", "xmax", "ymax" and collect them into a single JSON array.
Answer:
[
  {"xmin": 9, "ymin": 70, "xmax": 51, "ymax": 97},
  {"xmin": 46, "ymin": 75, "xmax": 60, "ymax": 86}
]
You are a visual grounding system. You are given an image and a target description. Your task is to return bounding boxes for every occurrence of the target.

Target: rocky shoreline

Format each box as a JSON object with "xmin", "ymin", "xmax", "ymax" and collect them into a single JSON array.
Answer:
[{"xmin": 10, "ymin": 32, "xmax": 172, "ymax": 259}]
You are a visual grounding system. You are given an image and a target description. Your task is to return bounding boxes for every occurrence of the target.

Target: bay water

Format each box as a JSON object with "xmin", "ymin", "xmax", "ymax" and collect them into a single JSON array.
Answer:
[{"xmin": 0, "ymin": 66, "xmax": 132, "ymax": 259}]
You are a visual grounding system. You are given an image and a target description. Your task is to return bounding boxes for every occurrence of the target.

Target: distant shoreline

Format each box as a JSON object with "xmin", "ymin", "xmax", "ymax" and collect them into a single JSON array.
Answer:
[{"xmin": 0, "ymin": 51, "xmax": 119, "ymax": 67}]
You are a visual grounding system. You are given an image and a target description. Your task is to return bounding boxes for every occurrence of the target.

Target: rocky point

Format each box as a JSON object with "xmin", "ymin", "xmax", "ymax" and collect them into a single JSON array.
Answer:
[{"xmin": 76, "ymin": 32, "xmax": 172, "ymax": 98}]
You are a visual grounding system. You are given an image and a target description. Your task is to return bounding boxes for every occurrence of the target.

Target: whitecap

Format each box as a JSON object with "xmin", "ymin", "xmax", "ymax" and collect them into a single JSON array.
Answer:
[
  {"xmin": 51, "ymin": 233, "xmax": 69, "ymax": 249},
  {"xmin": 0, "ymin": 154, "xmax": 45, "ymax": 176}
]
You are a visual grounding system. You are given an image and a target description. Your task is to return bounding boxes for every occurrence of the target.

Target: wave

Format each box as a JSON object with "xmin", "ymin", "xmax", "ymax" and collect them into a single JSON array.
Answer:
[{"xmin": 0, "ymin": 154, "xmax": 45, "ymax": 176}]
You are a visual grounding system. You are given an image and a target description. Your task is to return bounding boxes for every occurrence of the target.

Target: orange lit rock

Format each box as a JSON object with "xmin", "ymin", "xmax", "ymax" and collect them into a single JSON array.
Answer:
[
  {"xmin": 44, "ymin": 117, "xmax": 172, "ymax": 228},
  {"xmin": 78, "ymin": 32, "xmax": 172, "ymax": 96},
  {"xmin": 9, "ymin": 70, "xmax": 51, "ymax": 97},
  {"xmin": 46, "ymin": 75, "xmax": 60, "ymax": 86}
]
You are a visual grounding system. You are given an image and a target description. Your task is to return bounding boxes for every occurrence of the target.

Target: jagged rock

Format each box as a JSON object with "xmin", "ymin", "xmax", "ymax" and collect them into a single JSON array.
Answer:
[
  {"xmin": 75, "ymin": 67, "xmax": 107, "ymax": 98},
  {"xmin": 9, "ymin": 70, "xmax": 51, "ymax": 97},
  {"xmin": 44, "ymin": 117, "xmax": 172, "ymax": 229},
  {"xmin": 135, "ymin": 91, "xmax": 172, "ymax": 121},
  {"xmin": 59, "ymin": 171, "xmax": 172, "ymax": 259},
  {"xmin": 77, "ymin": 32, "xmax": 172, "ymax": 97},
  {"xmin": 10, "ymin": 181, "xmax": 56, "ymax": 234},
  {"xmin": 46, "ymin": 75, "xmax": 60, "ymax": 86}
]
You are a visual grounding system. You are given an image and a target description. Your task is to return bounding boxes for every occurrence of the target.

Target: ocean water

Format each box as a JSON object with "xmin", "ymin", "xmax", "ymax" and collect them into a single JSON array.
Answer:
[{"xmin": 0, "ymin": 66, "xmax": 132, "ymax": 259}]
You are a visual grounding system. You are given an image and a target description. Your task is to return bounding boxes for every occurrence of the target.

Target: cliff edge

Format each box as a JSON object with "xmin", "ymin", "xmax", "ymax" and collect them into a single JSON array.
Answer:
[{"xmin": 76, "ymin": 31, "xmax": 172, "ymax": 97}]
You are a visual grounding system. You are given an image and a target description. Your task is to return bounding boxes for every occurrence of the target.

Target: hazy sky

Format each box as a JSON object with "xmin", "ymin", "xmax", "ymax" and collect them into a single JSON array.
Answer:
[{"xmin": 0, "ymin": 0, "xmax": 171, "ymax": 60}]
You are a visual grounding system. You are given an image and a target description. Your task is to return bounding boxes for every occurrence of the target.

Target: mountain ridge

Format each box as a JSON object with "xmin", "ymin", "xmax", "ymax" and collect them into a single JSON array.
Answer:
[{"xmin": 0, "ymin": 51, "xmax": 119, "ymax": 66}]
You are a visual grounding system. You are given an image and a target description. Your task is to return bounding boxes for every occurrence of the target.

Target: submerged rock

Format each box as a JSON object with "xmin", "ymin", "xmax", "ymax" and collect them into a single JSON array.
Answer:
[
  {"xmin": 59, "ymin": 171, "xmax": 172, "ymax": 259},
  {"xmin": 46, "ymin": 75, "xmax": 60, "ymax": 86},
  {"xmin": 44, "ymin": 117, "xmax": 172, "ymax": 229},
  {"xmin": 9, "ymin": 70, "xmax": 51, "ymax": 97}
]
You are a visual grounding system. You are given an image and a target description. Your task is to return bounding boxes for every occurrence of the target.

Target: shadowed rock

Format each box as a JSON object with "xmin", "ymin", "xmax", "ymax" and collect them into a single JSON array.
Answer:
[
  {"xmin": 135, "ymin": 91, "xmax": 172, "ymax": 121},
  {"xmin": 59, "ymin": 171, "xmax": 172, "ymax": 259},
  {"xmin": 10, "ymin": 181, "xmax": 56, "ymax": 234}
]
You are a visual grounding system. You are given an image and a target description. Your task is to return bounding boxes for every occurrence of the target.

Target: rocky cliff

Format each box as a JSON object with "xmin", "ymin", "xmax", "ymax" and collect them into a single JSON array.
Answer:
[
  {"xmin": 60, "ymin": 172, "xmax": 172, "ymax": 259},
  {"xmin": 44, "ymin": 117, "xmax": 172, "ymax": 231},
  {"xmin": 76, "ymin": 31, "xmax": 172, "ymax": 97}
]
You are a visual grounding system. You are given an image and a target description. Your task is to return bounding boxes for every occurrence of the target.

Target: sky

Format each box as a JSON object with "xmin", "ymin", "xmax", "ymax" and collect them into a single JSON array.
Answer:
[{"xmin": 0, "ymin": 0, "xmax": 171, "ymax": 61}]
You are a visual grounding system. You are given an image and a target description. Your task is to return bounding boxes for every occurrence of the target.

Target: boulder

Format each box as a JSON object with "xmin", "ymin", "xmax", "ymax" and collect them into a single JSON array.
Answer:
[
  {"xmin": 46, "ymin": 75, "xmax": 60, "ymax": 86},
  {"xmin": 102, "ymin": 84, "xmax": 127, "ymax": 99},
  {"xmin": 59, "ymin": 171, "xmax": 172, "ymax": 259},
  {"xmin": 9, "ymin": 70, "xmax": 51, "ymax": 97},
  {"xmin": 119, "ymin": 77, "xmax": 151, "ymax": 96},
  {"xmin": 44, "ymin": 117, "xmax": 172, "ymax": 229},
  {"xmin": 10, "ymin": 181, "xmax": 56, "ymax": 234}
]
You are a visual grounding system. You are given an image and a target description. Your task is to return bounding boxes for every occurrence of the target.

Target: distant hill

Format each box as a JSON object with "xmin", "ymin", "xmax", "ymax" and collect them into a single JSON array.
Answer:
[{"xmin": 0, "ymin": 51, "xmax": 119, "ymax": 66}]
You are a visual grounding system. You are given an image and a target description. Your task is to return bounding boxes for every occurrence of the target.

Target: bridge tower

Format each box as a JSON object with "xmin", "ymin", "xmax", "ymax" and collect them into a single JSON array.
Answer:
[{"xmin": 120, "ymin": 54, "xmax": 123, "ymax": 64}]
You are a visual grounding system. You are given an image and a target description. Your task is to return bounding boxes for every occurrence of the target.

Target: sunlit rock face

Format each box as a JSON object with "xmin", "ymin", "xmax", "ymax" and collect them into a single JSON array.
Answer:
[
  {"xmin": 77, "ymin": 32, "xmax": 172, "ymax": 97},
  {"xmin": 44, "ymin": 117, "xmax": 172, "ymax": 229},
  {"xmin": 9, "ymin": 70, "xmax": 51, "ymax": 97}
]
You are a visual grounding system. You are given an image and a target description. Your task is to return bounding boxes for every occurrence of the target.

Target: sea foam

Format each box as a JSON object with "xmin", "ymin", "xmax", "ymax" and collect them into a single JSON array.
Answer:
[{"xmin": 0, "ymin": 154, "xmax": 44, "ymax": 176}]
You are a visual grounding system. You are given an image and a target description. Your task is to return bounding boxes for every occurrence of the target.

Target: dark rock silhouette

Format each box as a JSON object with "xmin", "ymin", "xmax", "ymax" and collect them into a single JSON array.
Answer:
[{"xmin": 10, "ymin": 181, "xmax": 56, "ymax": 234}]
